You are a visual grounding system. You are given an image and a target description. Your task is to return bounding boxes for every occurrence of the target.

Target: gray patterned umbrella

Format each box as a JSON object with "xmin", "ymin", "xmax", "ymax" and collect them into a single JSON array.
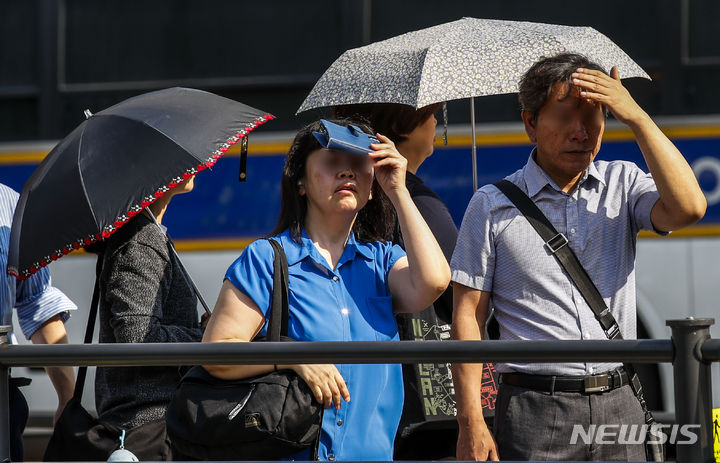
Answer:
[
  {"xmin": 298, "ymin": 17, "xmax": 650, "ymax": 112},
  {"xmin": 298, "ymin": 17, "xmax": 649, "ymax": 190}
]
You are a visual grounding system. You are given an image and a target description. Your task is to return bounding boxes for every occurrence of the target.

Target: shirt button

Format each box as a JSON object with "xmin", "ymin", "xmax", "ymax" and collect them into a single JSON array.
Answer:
[
  {"xmin": 570, "ymin": 228, "xmax": 576, "ymax": 234},
  {"xmin": 332, "ymin": 275, "xmax": 339, "ymax": 282},
  {"xmin": 337, "ymin": 420, "xmax": 343, "ymax": 426},
  {"xmin": 328, "ymin": 455, "xmax": 336, "ymax": 461}
]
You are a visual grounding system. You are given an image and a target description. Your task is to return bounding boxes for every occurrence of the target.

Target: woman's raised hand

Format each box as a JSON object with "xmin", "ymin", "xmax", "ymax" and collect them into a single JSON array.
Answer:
[
  {"xmin": 289, "ymin": 364, "xmax": 350, "ymax": 409},
  {"xmin": 369, "ymin": 134, "xmax": 408, "ymax": 198}
]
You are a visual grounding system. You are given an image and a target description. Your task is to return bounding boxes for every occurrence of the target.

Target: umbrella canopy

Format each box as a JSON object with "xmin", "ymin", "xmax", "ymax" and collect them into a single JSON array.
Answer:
[
  {"xmin": 8, "ymin": 87, "xmax": 273, "ymax": 279},
  {"xmin": 298, "ymin": 17, "xmax": 650, "ymax": 112}
]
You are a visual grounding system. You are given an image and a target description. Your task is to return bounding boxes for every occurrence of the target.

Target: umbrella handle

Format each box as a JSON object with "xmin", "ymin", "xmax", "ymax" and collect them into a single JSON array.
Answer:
[
  {"xmin": 471, "ymin": 97, "xmax": 478, "ymax": 192},
  {"xmin": 144, "ymin": 207, "xmax": 211, "ymax": 315},
  {"xmin": 167, "ymin": 238, "xmax": 212, "ymax": 315}
]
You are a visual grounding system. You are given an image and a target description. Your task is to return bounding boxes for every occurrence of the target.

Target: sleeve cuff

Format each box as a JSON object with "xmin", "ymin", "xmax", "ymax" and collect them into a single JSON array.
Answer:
[
  {"xmin": 16, "ymin": 287, "xmax": 77, "ymax": 339},
  {"xmin": 451, "ymin": 269, "xmax": 492, "ymax": 292}
]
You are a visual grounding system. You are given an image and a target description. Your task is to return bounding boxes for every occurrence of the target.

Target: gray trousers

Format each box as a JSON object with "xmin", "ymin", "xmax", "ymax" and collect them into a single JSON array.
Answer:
[{"xmin": 493, "ymin": 382, "xmax": 647, "ymax": 461}]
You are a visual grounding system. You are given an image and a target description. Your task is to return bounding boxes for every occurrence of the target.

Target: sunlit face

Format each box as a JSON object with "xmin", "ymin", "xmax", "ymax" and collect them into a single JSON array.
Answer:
[
  {"xmin": 522, "ymin": 82, "xmax": 605, "ymax": 184},
  {"xmin": 402, "ymin": 112, "xmax": 437, "ymax": 158},
  {"xmin": 299, "ymin": 148, "xmax": 374, "ymax": 215}
]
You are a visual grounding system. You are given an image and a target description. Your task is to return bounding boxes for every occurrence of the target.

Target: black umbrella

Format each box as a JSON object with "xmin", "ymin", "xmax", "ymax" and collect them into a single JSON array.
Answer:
[{"xmin": 8, "ymin": 87, "xmax": 273, "ymax": 279}]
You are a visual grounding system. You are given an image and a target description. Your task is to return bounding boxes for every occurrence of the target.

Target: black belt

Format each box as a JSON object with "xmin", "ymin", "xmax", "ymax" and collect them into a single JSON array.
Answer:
[{"xmin": 500, "ymin": 367, "xmax": 629, "ymax": 394}]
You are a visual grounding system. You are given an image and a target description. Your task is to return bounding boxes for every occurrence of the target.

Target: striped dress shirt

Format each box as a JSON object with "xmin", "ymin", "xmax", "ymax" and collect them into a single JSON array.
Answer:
[
  {"xmin": 0, "ymin": 184, "xmax": 76, "ymax": 342},
  {"xmin": 451, "ymin": 152, "xmax": 661, "ymax": 375}
]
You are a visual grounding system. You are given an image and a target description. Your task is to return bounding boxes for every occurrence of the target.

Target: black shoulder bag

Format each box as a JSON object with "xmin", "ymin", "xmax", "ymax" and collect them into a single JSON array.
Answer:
[
  {"xmin": 494, "ymin": 179, "xmax": 665, "ymax": 462},
  {"xmin": 165, "ymin": 239, "xmax": 324, "ymax": 461}
]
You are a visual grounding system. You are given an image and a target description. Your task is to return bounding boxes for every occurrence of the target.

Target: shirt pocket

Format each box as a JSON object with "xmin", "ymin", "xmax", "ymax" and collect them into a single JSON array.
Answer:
[{"xmin": 366, "ymin": 296, "xmax": 398, "ymax": 341}]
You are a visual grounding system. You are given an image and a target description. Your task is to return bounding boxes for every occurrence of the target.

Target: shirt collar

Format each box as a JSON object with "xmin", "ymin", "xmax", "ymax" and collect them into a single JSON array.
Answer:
[
  {"xmin": 522, "ymin": 148, "xmax": 606, "ymax": 197},
  {"xmin": 522, "ymin": 151, "xmax": 555, "ymax": 197},
  {"xmin": 586, "ymin": 160, "xmax": 606, "ymax": 186},
  {"xmin": 276, "ymin": 228, "xmax": 373, "ymax": 268}
]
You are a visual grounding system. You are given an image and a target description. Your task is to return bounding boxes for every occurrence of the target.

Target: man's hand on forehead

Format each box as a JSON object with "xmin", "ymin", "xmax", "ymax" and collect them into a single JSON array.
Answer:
[{"xmin": 570, "ymin": 66, "xmax": 647, "ymax": 125}]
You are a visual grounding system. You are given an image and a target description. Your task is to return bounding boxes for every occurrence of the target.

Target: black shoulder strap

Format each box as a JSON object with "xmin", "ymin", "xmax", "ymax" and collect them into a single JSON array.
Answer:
[
  {"xmin": 493, "ymin": 180, "xmax": 621, "ymax": 340},
  {"xmin": 266, "ymin": 239, "xmax": 290, "ymax": 341},
  {"xmin": 73, "ymin": 254, "xmax": 104, "ymax": 401},
  {"xmin": 493, "ymin": 179, "xmax": 663, "ymax": 461},
  {"xmin": 266, "ymin": 238, "xmax": 322, "ymax": 459}
]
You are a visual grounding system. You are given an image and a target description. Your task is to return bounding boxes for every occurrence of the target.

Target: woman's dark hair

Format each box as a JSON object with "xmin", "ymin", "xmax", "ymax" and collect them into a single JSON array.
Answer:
[
  {"xmin": 333, "ymin": 103, "xmax": 441, "ymax": 145},
  {"xmin": 519, "ymin": 53, "xmax": 608, "ymax": 121},
  {"xmin": 269, "ymin": 119, "xmax": 395, "ymax": 243}
]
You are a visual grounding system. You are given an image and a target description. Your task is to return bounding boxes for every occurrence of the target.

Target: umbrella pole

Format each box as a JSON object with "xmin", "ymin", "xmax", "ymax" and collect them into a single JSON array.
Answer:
[{"xmin": 471, "ymin": 97, "xmax": 478, "ymax": 192}]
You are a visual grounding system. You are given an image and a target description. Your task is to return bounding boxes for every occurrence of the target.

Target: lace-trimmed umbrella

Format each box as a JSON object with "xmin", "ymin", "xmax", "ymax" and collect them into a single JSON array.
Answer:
[{"xmin": 8, "ymin": 87, "xmax": 273, "ymax": 279}]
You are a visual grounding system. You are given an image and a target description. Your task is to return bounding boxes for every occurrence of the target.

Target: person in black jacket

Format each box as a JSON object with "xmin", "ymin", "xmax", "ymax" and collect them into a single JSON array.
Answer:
[
  {"xmin": 334, "ymin": 103, "xmax": 459, "ymax": 459},
  {"xmin": 93, "ymin": 175, "xmax": 204, "ymax": 459}
]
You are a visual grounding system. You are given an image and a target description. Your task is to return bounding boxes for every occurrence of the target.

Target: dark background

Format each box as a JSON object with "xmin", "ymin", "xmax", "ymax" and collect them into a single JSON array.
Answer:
[{"xmin": 1, "ymin": 0, "xmax": 719, "ymax": 141}]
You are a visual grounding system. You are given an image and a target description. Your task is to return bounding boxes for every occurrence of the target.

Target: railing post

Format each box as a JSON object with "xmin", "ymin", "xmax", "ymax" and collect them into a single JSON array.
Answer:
[
  {"xmin": 0, "ymin": 325, "xmax": 11, "ymax": 463},
  {"xmin": 666, "ymin": 317, "xmax": 715, "ymax": 463}
]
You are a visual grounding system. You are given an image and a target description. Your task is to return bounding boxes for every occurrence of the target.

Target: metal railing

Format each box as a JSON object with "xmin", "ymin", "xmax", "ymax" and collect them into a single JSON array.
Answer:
[{"xmin": 0, "ymin": 317, "xmax": 717, "ymax": 463}]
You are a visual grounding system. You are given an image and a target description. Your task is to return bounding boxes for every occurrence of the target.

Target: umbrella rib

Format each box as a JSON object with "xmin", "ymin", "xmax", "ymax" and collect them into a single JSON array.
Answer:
[{"xmin": 75, "ymin": 121, "xmax": 101, "ymax": 231}]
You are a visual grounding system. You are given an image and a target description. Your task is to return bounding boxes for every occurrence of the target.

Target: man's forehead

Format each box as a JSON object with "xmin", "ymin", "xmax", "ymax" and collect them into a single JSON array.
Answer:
[
  {"xmin": 548, "ymin": 81, "xmax": 602, "ymax": 110},
  {"xmin": 551, "ymin": 81, "xmax": 582, "ymax": 103}
]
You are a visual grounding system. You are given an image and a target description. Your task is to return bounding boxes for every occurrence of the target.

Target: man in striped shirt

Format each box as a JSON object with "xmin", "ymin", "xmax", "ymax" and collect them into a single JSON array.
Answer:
[
  {"xmin": 450, "ymin": 54, "xmax": 706, "ymax": 461},
  {"xmin": 1, "ymin": 182, "xmax": 77, "ymax": 461}
]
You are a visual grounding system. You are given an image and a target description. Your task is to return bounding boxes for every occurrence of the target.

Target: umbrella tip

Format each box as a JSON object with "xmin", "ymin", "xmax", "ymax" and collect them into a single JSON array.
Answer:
[{"xmin": 83, "ymin": 109, "xmax": 93, "ymax": 119}]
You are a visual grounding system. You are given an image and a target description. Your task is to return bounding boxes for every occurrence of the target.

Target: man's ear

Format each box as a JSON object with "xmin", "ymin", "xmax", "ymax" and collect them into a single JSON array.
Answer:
[{"xmin": 521, "ymin": 111, "xmax": 537, "ymax": 144}]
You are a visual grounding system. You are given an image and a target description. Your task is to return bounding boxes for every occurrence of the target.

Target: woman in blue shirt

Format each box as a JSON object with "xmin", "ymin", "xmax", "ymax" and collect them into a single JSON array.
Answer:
[{"xmin": 202, "ymin": 119, "xmax": 450, "ymax": 461}]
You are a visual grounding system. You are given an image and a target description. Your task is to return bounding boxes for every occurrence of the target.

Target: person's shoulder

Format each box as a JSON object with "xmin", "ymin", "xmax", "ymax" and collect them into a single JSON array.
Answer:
[
  {"xmin": 407, "ymin": 174, "xmax": 440, "ymax": 200},
  {"xmin": 354, "ymin": 237, "xmax": 401, "ymax": 262},
  {"xmin": 244, "ymin": 237, "xmax": 275, "ymax": 257},
  {"xmin": 0, "ymin": 184, "xmax": 18, "ymax": 209},
  {"xmin": 106, "ymin": 214, "xmax": 168, "ymax": 259},
  {"xmin": 596, "ymin": 159, "xmax": 645, "ymax": 173},
  {"xmin": 354, "ymin": 237, "xmax": 385, "ymax": 253},
  {"xmin": 226, "ymin": 237, "xmax": 276, "ymax": 280},
  {"xmin": 471, "ymin": 170, "xmax": 523, "ymax": 210},
  {"xmin": 0, "ymin": 183, "xmax": 19, "ymax": 200},
  {"xmin": 234, "ymin": 236, "xmax": 282, "ymax": 268},
  {"xmin": 595, "ymin": 159, "xmax": 650, "ymax": 185}
]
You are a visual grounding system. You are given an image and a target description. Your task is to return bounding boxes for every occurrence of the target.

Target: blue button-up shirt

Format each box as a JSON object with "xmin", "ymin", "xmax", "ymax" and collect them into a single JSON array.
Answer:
[
  {"xmin": 225, "ymin": 229, "xmax": 406, "ymax": 461},
  {"xmin": 451, "ymin": 153, "xmax": 661, "ymax": 375},
  {"xmin": 0, "ymin": 184, "xmax": 76, "ymax": 341}
]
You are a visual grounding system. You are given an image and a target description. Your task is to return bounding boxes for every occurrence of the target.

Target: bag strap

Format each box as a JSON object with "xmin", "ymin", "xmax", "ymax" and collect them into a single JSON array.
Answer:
[
  {"xmin": 493, "ymin": 180, "xmax": 663, "ymax": 459},
  {"xmin": 266, "ymin": 238, "xmax": 290, "ymax": 341},
  {"xmin": 265, "ymin": 238, "xmax": 323, "ymax": 459},
  {"xmin": 494, "ymin": 180, "xmax": 621, "ymax": 339},
  {"xmin": 73, "ymin": 254, "xmax": 104, "ymax": 401}
]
